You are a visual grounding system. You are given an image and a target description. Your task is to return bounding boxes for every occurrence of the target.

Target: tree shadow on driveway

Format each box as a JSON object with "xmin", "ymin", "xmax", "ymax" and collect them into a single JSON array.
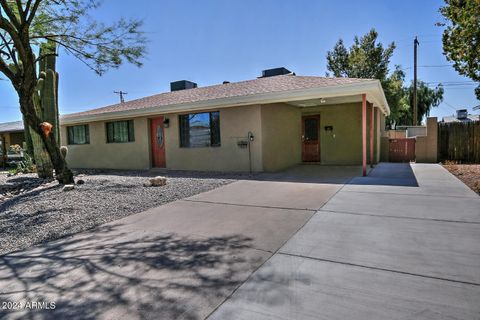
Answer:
[{"xmin": 0, "ymin": 224, "xmax": 265, "ymax": 320}]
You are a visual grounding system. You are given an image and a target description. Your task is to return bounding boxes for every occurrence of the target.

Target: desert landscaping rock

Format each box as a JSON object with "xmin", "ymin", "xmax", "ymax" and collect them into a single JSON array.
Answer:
[
  {"xmin": 149, "ymin": 176, "xmax": 167, "ymax": 186},
  {"xmin": 62, "ymin": 184, "xmax": 75, "ymax": 191},
  {"xmin": 0, "ymin": 170, "xmax": 235, "ymax": 255}
]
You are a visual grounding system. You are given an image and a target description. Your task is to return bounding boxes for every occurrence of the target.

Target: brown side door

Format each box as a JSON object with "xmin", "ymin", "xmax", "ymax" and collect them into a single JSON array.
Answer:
[
  {"xmin": 302, "ymin": 115, "xmax": 320, "ymax": 162},
  {"xmin": 151, "ymin": 117, "xmax": 166, "ymax": 168}
]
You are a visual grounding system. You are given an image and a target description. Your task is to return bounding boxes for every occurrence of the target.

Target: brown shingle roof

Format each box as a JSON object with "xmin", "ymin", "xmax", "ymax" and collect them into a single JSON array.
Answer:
[{"xmin": 63, "ymin": 75, "xmax": 374, "ymax": 119}]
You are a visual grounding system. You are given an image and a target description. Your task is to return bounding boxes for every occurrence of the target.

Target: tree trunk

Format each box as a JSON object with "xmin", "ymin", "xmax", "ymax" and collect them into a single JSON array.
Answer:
[
  {"xmin": 22, "ymin": 116, "xmax": 34, "ymax": 156},
  {"xmin": 20, "ymin": 94, "xmax": 74, "ymax": 184},
  {"xmin": 29, "ymin": 122, "xmax": 54, "ymax": 178}
]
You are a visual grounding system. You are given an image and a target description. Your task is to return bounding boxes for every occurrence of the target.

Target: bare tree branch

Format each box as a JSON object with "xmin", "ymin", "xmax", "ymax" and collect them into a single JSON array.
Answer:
[
  {"xmin": 0, "ymin": 54, "xmax": 16, "ymax": 83},
  {"xmin": 0, "ymin": 0, "xmax": 21, "ymax": 29},
  {"xmin": 25, "ymin": 0, "xmax": 41, "ymax": 24},
  {"xmin": 0, "ymin": 31, "xmax": 18, "ymax": 66}
]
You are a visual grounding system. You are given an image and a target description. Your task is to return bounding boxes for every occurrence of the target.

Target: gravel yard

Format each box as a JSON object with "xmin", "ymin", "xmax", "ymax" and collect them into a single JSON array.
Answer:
[
  {"xmin": 0, "ymin": 170, "xmax": 239, "ymax": 255},
  {"xmin": 442, "ymin": 163, "xmax": 480, "ymax": 194}
]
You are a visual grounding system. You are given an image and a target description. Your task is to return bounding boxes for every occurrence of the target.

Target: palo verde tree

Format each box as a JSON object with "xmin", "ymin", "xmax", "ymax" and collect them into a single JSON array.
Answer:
[
  {"xmin": 438, "ymin": 0, "xmax": 480, "ymax": 100},
  {"xmin": 0, "ymin": 0, "xmax": 146, "ymax": 183}
]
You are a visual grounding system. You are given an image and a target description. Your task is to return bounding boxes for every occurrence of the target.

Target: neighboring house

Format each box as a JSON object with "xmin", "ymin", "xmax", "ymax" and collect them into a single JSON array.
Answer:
[
  {"xmin": 0, "ymin": 120, "xmax": 25, "ymax": 149},
  {"xmin": 57, "ymin": 67, "xmax": 389, "ymax": 174},
  {"xmin": 0, "ymin": 121, "xmax": 25, "ymax": 165},
  {"xmin": 442, "ymin": 109, "xmax": 480, "ymax": 123}
]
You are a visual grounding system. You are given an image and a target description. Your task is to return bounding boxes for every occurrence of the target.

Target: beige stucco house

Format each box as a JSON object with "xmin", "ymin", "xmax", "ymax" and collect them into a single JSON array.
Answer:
[{"xmin": 60, "ymin": 68, "xmax": 390, "ymax": 175}]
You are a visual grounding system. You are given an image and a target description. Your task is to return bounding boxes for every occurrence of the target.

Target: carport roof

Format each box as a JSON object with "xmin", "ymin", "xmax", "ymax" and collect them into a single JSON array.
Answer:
[{"xmin": 62, "ymin": 74, "xmax": 390, "ymax": 124}]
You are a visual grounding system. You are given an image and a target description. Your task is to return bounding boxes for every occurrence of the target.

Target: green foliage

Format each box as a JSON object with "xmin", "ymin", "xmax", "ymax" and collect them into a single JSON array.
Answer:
[
  {"xmin": 383, "ymin": 66, "xmax": 410, "ymax": 125},
  {"xmin": 326, "ymin": 29, "xmax": 403, "ymax": 126},
  {"xmin": 326, "ymin": 29, "xmax": 444, "ymax": 127},
  {"xmin": 399, "ymin": 81, "xmax": 444, "ymax": 125},
  {"xmin": 15, "ymin": 153, "xmax": 37, "ymax": 174},
  {"xmin": 327, "ymin": 29, "xmax": 395, "ymax": 81},
  {"xmin": 438, "ymin": 0, "xmax": 480, "ymax": 99},
  {"xmin": 28, "ymin": 0, "xmax": 147, "ymax": 75},
  {"xmin": 9, "ymin": 153, "xmax": 36, "ymax": 175}
]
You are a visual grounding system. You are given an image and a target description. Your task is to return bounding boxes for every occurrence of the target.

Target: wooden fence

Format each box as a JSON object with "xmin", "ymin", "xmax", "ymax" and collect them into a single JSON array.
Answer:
[{"xmin": 438, "ymin": 121, "xmax": 480, "ymax": 163}]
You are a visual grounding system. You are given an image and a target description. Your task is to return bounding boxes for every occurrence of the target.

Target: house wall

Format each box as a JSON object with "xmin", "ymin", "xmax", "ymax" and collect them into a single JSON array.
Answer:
[
  {"xmin": 261, "ymin": 103, "xmax": 301, "ymax": 171},
  {"xmin": 164, "ymin": 105, "xmax": 263, "ymax": 172},
  {"xmin": 61, "ymin": 117, "xmax": 151, "ymax": 170},
  {"xmin": 61, "ymin": 105, "xmax": 263, "ymax": 172},
  {"xmin": 60, "ymin": 101, "xmax": 387, "ymax": 171},
  {"xmin": 301, "ymin": 102, "xmax": 365, "ymax": 165}
]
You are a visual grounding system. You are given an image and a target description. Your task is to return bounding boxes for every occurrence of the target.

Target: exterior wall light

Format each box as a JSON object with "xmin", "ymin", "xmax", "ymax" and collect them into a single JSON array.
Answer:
[{"xmin": 163, "ymin": 118, "xmax": 170, "ymax": 128}]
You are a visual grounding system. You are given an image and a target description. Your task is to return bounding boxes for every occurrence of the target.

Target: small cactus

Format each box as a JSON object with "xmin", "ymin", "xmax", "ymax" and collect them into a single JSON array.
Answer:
[{"xmin": 60, "ymin": 146, "xmax": 68, "ymax": 158}]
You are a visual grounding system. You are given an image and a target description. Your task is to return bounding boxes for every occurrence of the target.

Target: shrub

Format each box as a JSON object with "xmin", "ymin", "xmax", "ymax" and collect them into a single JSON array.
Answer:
[{"xmin": 10, "ymin": 153, "xmax": 36, "ymax": 175}]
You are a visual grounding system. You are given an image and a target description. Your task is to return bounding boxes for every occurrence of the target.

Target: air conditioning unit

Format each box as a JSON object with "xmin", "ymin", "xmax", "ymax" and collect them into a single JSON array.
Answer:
[{"xmin": 456, "ymin": 109, "xmax": 468, "ymax": 120}]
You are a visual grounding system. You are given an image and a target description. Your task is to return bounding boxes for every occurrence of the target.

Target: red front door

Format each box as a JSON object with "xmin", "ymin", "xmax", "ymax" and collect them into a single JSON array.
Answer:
[
  {"xmin": 302, "ymin": 115, "xmax": 320, "ymax": 162},
  {"xmin": 151, "ymin": 117, "xmax": 166, "ymax": 168}
]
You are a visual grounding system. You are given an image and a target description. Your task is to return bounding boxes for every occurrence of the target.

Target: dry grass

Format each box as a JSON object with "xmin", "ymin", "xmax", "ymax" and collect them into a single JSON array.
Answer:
[{"xmin": 442, "ymin": 161, "xmax": 480, "ymax": 195}]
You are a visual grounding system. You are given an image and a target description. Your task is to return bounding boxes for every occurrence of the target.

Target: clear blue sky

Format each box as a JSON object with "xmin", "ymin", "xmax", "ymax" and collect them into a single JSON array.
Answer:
[{"xmin": 1, "ymin": 0, "xmax": 478, "ymax": 123}]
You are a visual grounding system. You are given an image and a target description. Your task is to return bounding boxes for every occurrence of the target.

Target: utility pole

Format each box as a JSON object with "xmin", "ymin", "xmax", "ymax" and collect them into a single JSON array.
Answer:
[
  {"xmin": 114, "ymin": 90, "xmax": 128, "ymax": 103},
  {"xmin": 413, "ymin": 36, "xmax": 420, "ymax": 125}
]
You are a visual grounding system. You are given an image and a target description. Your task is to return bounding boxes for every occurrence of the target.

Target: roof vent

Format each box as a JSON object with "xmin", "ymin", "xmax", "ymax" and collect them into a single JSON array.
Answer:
[
  {"xmin": 170, "ymin": 80, "xmax": 197, "ymax": 92},
  {"xmin": 261, "ymin": 67, "xmax": 292, "ymax": 78},
  {"xmin": 456, "ymin": 109, "xmax": 468, "ymax": 119}
]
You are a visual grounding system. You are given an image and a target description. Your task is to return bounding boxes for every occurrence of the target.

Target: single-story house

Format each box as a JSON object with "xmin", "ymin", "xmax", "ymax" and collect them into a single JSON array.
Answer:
[
  {"xmin": 0, "ymin": 120, "xmax": 25, "ymax": 149},
  {"xmin": 0, "ymin": 120, "xmax": 25, "ymax": 165},
  {"xmin": 60, "ymin": 67, "xmax": 390, "ymax": 175}
]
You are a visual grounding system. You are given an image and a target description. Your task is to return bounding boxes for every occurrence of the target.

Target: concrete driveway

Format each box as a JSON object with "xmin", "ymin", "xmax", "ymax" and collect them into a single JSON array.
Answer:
[
  {"xmin": 209, "ymin": 163, "xmax": 480, "ymax": 320},
  {"xmin": 0, "ymin": 166, "xmax": 352, "ymax": 320},
  {"xmin": 1, "ymin": 164, "xmax": 479, "ymax": 320}
]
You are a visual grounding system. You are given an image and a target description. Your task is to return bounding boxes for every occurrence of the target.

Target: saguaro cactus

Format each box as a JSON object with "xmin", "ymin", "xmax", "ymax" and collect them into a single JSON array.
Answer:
[
  {"xmin": 38, "ymin": 41, "xmax": 60, "ymax": 144},
  {"xmin": 23, "ymin": 41, "xmax": 61, "ymax": 178}
]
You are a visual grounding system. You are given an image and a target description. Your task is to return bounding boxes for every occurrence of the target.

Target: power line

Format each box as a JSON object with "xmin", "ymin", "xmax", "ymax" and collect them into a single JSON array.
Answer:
[
  {"xmin": 403, "ymin": 65, "xmax": 452, "ymax": 70},
  {"xmin": 442, "ymin": 101, "xmax": 458, "ymax": 111}
]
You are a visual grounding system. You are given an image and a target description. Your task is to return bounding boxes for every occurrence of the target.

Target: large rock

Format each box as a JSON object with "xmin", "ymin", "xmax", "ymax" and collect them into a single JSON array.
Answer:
[
  {"xmin": 148, "ymin": 176, "xmax": 167, "ymax": 187},
  {"xmin": 62, "ymin": 184, "xmax": 75, "ymax": 192}
]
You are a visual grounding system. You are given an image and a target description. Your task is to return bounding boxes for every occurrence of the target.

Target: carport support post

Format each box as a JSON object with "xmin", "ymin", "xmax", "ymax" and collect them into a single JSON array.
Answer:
[
  {"xmin": 362, "ymin": 94, "xmax": 367, "ymax": 176},
  {"xmin": 370, "ymin": 103, "xmax": 374, "ymax": 168}
]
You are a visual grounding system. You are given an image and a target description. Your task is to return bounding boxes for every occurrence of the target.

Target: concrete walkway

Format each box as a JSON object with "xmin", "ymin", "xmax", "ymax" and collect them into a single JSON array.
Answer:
[
  {"xmin": 1, "ymin": 164, "xmax": 479, "ymax": 319},
  {"xmin": 209, "ymin": 163, "xmax": 480, "ymax": 320}
]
